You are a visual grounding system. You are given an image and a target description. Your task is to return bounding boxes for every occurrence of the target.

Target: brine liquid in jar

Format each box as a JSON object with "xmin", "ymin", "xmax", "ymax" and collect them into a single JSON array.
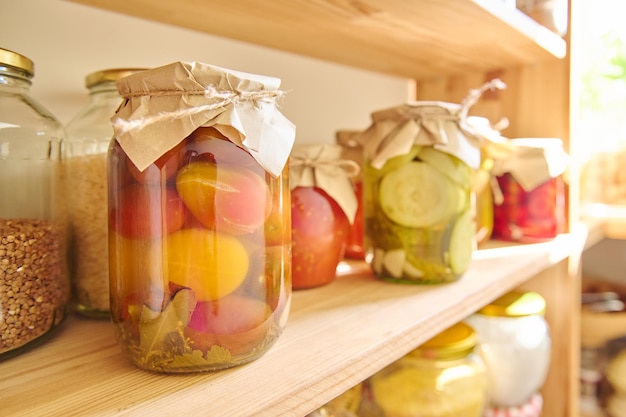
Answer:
[
  {"xmin": 108, "ymin": 127, "xmax": 290, "ymax": 372},
  {"xmin": 364, "ymin": 145, "xmax": 474, "ymax": 283},
  {"xmin": 108, "ymin": 61, "xmax": 295, "ymax": 373}
]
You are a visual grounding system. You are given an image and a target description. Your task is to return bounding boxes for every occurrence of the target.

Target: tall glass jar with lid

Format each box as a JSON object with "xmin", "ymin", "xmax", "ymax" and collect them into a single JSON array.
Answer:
[
  {"xmin": 108, "ymin": 61, "xmax": 295, "ymax": 373},
  {"xmin": 65, "ymin": 68, "xmax": 146, "ymax": 318},
  {"xmin": 360, "ymin": 322, "xmax": 489, "ymax": 417},
  {"xmin": 0, "ymin": 47, "xmax": 69, "ymax": 359}
]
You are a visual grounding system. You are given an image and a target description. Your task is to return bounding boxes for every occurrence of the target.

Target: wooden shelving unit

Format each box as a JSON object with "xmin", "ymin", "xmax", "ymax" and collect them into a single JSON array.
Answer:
[
  {"xmin": 3, "ymin": 1, "xmax": 581, "ymax": 416},
  {"xmin": 0, "ymin": 232, "xmax": 585, "ymax": 416}
]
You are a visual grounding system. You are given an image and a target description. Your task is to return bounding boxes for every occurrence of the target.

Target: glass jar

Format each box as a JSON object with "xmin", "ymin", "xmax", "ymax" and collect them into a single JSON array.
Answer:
[
  {"xmin": 0, "ymin": 48, "xmax": 69, "ymax": 359},
  {"xmin": 360, "ymin": 88, "xmax": 501, "ymax": 284},
  {"xmin": 336, "ymin": 130, "xmax": 365, "ymax": 260},
  {"xmin": 492, "ymin": 138, "xmax": 567, "ymax": 242},
  {"xmin": 108, "ymin": 61, "xmax": 295, "ymax": 373},
  {"xmin": 306, "ymin": 383, "xmax": 362, "ymax": 417},
  {"xmin": 65, "ymin": 68, "xmax": 146, "ymax": 318},
  {"xmin": 361, "ymin": 322, "xmax": 489, "ymax": 417},
  {"xmin": 289, "ymin": 143, "xmax": 358, "ymax": 289},
  {"xmin": 465, "ymin": 290, "xmax": 552, "ymax": 408}
]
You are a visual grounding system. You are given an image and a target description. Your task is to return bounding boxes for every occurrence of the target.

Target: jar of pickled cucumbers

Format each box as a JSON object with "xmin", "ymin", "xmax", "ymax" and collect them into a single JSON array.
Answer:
[
  {"xmin": 65, "ymin": 68, "xmax": 146, "ymax": 318},
  {"xmin": 465, "ymin": 291, "xmax": 551, "ymax": 408},
  {"xmin": 336, "ymin": 130, "xmax": 365, "ymax": 260},
  {"xmin": 361, "ymin": 322, "xmax": 488, "ymax": 417},
  {"xmin": 492, "ymin": 138, "xmax": 568, "ymax": 242},
  {"xmin": 108, "ymin": 61, "xmax": 295, "ymax": 373},
  {"xmin": 289, "ymin": 143, "xmax": 358, "ymax": 289},
  {"xmin": 0, "ymin": 47, "xmax": 69, "ymax": 359},
  {"xmin": 361, "ymin": 80, "xmax": 505, "ymax": 284}
]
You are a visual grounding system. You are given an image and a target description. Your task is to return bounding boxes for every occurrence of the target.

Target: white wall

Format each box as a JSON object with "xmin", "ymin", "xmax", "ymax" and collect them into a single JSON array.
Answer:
[{"xmin": 0, "ymin": 0, "xmax": 409, "ymax": 142}]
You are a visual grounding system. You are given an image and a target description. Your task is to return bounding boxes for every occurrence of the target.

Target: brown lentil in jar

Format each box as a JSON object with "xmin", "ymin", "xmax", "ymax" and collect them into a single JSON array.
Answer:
[{"xmin": 0, "ymin": 219, "xmax": 68, "ymax": 356}]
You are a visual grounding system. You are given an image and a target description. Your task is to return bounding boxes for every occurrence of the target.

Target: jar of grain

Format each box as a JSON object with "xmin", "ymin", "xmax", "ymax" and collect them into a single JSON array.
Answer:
[
  {"xmin": 108, "ymin": 61, "xmax": 295, "ymax": 373},
  {"xmin": 0, "ymin": 47, "xmax": 69, "ymax": 359},
  {"xmin": 65, "ymin": 68, "xmax": 146, "ymax": 318}
]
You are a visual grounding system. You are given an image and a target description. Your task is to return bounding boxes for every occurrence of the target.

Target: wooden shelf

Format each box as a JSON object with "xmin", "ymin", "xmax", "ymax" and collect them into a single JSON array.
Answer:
[
  {"xmin": 0, "ymin": 233, "xmax": 583, "ymax": 417},
  {"xmin": 581, "ymin": 204, "xmax": 626, "ymax": 248},
  {"xmin": 66, "ymin": 0, "xmax": 566, "ymax": 80}
]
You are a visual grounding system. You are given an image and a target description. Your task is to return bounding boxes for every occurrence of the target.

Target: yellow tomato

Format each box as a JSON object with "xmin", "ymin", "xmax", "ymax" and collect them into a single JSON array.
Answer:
[{"xmin": 166, "ymin": 228, "xmax": 249, "ymax": 301}]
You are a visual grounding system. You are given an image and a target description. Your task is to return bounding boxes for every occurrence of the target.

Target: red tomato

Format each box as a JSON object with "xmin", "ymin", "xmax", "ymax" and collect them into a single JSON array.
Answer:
[
  {"xmin": 176, "ymin": 162, "xmax": 272, "ymax": 235},
  {"xmin": 184, "ymin": 127, "xmax": 259, "ymax": 169},
  {"xmin": 109, "ymin": 183, "xmax": 187, "ymax": 239},
  {"xmin": 126, "ymin": 140, "xmax": 185, "ymax": 185},
  {"xmin": 185, "ymin": 295, "xmax": 273, "ymax": 356},
  {"xmin": 291, "ymin": 186, "xmax": 350, "ymax": 289},
  {"xmin": 344, "ymin": 181, "xmax": 365, "ymax": 259}
]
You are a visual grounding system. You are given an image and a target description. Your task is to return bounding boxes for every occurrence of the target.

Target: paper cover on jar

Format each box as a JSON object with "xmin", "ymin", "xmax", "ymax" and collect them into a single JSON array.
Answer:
[
  {"xmin": 111, "ymin": 61, "xmax": 296, "ymax": 177},
  {"xmin": 289, "ymin": 143, "xmax": 359, "ymax": 223},
  {"xmin": 360, "ymin": 79, "xmax": 507, "ymax": 170}
]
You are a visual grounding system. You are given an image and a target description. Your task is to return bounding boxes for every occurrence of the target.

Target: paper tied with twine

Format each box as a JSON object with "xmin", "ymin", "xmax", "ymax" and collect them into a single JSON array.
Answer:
[
  {"xmin": 111, "ymin": 61, "xmax": 296, "ymax": 177},
  {"xmin": 492, "ymin": 138, "xmax": 569, "ymax": 191},
  {"xmin": 361, "ymin": 79, "xmax": 507, "ymax": 170},
  {"xmin": 289, "ymin": 144, "xmax": 359, "ymax": 224}
]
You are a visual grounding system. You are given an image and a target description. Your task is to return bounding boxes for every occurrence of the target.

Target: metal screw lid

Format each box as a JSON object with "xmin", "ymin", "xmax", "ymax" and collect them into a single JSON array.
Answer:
[
  {"xmin": 85, "ymin": 68, "xmax": 147, "ymax": 89},
  {"xmin": 476, "ymin": 291, "xmax": 546, "ymax": 317},
  {"xmin": 0, "ymin": 47, "xmax": 34, "ymax": 77}
]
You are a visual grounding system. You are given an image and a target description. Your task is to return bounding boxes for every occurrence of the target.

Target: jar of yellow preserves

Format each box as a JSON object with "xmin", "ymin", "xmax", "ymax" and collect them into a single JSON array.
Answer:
[
  {"xmin": 361, "ymin": 322, "xmax": 489, "ymax": 417},
  {"xmin": 108, "ymin": 62, "xmax": 295, "ymax": 373}
]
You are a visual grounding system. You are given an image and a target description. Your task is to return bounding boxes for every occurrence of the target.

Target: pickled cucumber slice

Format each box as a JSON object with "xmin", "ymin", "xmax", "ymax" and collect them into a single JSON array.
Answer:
[
  {"xmin": 379, "ymin": 161, "xmax": 460, "ymax": 228},
  {"xmin": 417, "ymin": 147, "xmax": 471, "ymax": 188},
  {"xmin": 448, "ymin": 209, "xmax": 474, "ymax": 275},
  {"xmin": 377, "ymin": 145, "xmax": 422, "ymax": 177}
]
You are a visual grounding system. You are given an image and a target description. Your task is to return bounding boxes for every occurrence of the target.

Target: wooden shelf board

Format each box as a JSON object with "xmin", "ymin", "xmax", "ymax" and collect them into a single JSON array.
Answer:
[
  {"xmin": 0, "ymin": 234, "xmax": 579, "ymax": 417},
  {"xmin": 581, "ymin": 204, "xmax": 626, "ymax": 247},
  {"xmin": 66, "ymin": 0, "xmax": 566, "ymax": 80}
]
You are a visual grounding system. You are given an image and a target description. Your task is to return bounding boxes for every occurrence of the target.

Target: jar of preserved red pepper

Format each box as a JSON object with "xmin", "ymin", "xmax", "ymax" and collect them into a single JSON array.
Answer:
[
  {"xmin": 492, "ymin": 138, "xmax": 568, "ymax": 242},
  {"xmin": 336, "ymin": 130, "xmax": 365, "ymax": 260},
  {"xmin": 289, "ymin": 143, "xmax": 359, "ymax": 289},
  {"xmin": 108, "ymin": 61, "xmax": 295, "ymax": 373},
  {"xmin": 361, "ymin": 80, "xmax": 506, "ymax": 284}
]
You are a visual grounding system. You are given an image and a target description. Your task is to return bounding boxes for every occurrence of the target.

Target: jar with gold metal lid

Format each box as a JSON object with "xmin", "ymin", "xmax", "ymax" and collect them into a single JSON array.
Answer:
[
  {"xmin": 465, "ymin": 290, "xmax": 552, "ymax": 408},
  {"xmin": 361, "ymin": 322, "xmax": 489, "ymax": 417},
  {"xmin": 65, "ymin": 68, "xmax": 146, "ymax": 318},
  {"xmin": 0, "ymin": 47, "xmax": 69, "ymax": 359}
]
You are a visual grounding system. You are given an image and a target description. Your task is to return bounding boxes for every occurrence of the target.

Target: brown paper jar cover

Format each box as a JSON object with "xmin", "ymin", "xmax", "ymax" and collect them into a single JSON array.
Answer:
[{"xmin": 106, "ymin": 61, "xmax": 295, "ymax": 373}]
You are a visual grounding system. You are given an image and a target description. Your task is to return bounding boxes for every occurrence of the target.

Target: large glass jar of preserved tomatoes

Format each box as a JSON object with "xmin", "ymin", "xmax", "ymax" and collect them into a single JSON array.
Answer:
[
  {"xmin": 465, "ymin": 291, "xmax": 551, "ymax": 409},
  {"xmin": 289, "ymin": 143, "xmax": 358, "ymax": 289},
  {"xmin": 360, "ymin": 322, "xmax": 489, "ymax": 417},
  {"xmin": 65, "ymin": 68, "xmax": 146, "ymax": 318},
  {"xmin": 492, "ymin": 138, "xmax": 568, "ymax": 242},
  {"xmin": 108, "ymin": 62, "xmax": 296, "ymax": 373},
  {"xmin": 361, "ymin": 80, "xmax": 505, "ymax": 284},
  {"xmin": 0, "ymin": 48, "xmax": 69, "ymax": 359}
]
